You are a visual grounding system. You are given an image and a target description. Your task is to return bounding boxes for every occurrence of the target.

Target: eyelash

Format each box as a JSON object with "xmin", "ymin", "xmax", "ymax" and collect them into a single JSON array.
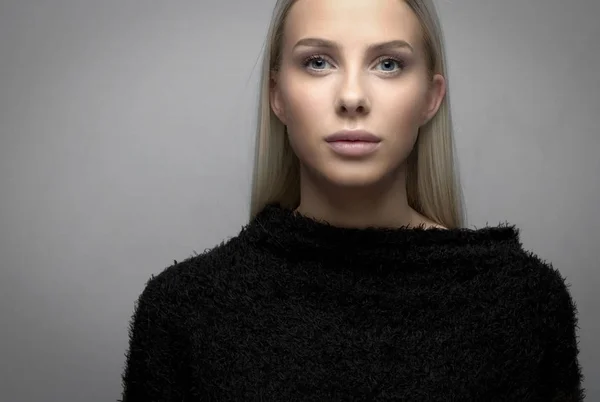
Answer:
[{"xmin": 301, "ymin": 54, "xmax": 406, "ymax": 74}]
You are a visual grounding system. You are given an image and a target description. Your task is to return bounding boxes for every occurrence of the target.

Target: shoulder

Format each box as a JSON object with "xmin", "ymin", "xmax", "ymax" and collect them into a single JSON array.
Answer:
[
  {"xmin": 511, "ymin": 251, "xmax": 584, "ymax": 398},
  {"xmin": 514, "ymin": 249, "xmax": 580, "ymax": 329},
  {"xmin": 134, "ymin": 234, "xmax": 247, "ymax": 313},
  {"xmin": 452, "ymin": 224, "xmax": 578, "ymax": 317},
  {"xmin": 502, "ymin": 243, "xmax": 576, "ymax": 303},
  {"xmin": 479, "ymin": 230, "xmax": 576, "ymax": 306},
  {"xmin": 485, "ymin": 239, "xmax": 581, "ymax": 347},
  {"xmin": 122, "ymin": 236, "xmax": 247, "ymax": 400}
]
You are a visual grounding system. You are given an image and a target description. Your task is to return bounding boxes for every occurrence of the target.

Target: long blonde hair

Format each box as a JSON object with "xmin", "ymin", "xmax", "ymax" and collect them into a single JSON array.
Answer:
[{"xmin": 249, "ymin": 0, "xmax": 466, "ymax": 228}]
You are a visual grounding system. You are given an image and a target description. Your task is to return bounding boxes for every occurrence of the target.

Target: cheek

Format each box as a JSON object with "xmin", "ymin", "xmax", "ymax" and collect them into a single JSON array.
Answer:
[
  {"xmin": 375, "ymin": 84, "xmax": 426, "ymax": 160},
  {"xmin": 283, "ymin": 80, "xmax": 328, "ymax": 126},
  {"xmin": 278, "ymin": 78, "xmax": 323, "ymax": 161},
  {"xmin": 379, "ymin": 84, "xmax": 426, "ymax": 129}
]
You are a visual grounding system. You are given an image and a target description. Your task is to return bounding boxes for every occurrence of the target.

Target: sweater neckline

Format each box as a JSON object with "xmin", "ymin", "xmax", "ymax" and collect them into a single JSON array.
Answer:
[{"xmin": 243, "ymin": 203, "xmax": 522, "ymax": 266}]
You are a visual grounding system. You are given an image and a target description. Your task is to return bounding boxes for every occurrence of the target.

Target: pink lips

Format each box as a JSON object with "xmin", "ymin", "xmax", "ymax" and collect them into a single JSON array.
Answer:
[{"xmin": 324, "ymin": 130, "xmax": 381, "ymax": 157}]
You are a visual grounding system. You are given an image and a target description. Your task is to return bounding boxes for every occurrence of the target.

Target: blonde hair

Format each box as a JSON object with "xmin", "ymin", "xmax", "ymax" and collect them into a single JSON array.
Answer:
[{"xmin": 249, "ymin": 0, "xmax": 466, "ymax": 228}]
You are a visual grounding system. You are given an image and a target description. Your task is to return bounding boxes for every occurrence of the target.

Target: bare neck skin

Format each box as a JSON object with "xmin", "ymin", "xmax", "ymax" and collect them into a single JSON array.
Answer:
[{"xmin": 295, "ymin": 163, "xmax": 443, "ymax": 229}]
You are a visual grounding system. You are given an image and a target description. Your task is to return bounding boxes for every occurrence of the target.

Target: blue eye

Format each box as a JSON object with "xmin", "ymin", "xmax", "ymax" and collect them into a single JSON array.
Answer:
[
  {"xmin": 377, "ymin": 58, "xmax": 404, "ymax": 72},
  {"xmin": 304, "ymin": 56, "xmax": 331, "ymax": 70},
  {"xmin": 302, "ymin": 55, "xmax": 405, "ymax": 74}
]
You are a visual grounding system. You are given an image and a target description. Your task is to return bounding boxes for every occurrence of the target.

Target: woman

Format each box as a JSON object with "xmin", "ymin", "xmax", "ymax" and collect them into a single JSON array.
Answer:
[{"xmin": 120, "ymin": 0, "xmax": 584, "ymax": 400}]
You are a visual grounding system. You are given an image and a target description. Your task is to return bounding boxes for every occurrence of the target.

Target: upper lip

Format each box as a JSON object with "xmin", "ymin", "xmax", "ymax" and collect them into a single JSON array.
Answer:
[{"xmin": 324, "ymin": 130, "xmax": 381, "ymax": 142}]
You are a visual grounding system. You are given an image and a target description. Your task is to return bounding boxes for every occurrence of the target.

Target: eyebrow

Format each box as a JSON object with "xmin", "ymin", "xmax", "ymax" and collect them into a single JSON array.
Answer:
[{"xmin": 292, "ymin": 38, "xmax": 414, "ymax": 53}]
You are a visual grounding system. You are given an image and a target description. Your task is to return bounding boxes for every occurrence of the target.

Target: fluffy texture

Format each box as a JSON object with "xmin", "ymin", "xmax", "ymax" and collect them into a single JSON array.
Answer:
[{"xmin": 120, "ymin": 204, "xmax": 584, "ymax": 401}]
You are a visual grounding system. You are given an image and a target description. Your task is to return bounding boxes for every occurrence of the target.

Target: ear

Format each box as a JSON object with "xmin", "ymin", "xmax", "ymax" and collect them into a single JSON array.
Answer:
[
  {"xmin": 421, "ymin": 74, "xmax": 446, "ymax": 126},
  {"xmin": 269, "ymin": 73, "xmax": 288, "ymax": 125}
]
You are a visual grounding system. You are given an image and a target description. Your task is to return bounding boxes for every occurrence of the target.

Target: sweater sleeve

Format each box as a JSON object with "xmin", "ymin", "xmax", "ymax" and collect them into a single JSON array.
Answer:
[
  {"xmin": 120, "ymin": 272, "xmax": 190, "ymax": 402},
  {"xmin": 540, "ymin": 265, "xmax": 585, "ymax": 402}
]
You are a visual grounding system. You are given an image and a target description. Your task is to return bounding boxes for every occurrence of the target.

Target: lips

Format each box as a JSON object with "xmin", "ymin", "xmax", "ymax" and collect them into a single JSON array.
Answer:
[
  {"xmin": 324, "ymin": 130, "xmax": 382, "ymax": 157},
  {"xmin": 324, "ymin": 130, "xmax": 381, "ymax": 143}
]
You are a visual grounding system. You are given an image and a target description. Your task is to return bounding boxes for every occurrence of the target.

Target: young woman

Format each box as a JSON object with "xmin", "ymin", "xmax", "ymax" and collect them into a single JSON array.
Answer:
[{"xmin": 120, "ymin": 0, "xmax": 584, "ymax": 400}]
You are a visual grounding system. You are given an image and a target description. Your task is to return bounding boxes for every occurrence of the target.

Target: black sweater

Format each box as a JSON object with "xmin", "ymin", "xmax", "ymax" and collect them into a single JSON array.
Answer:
[{"xmin": 120, "ymin": 204, "xmax": 584, "ymax": 401}]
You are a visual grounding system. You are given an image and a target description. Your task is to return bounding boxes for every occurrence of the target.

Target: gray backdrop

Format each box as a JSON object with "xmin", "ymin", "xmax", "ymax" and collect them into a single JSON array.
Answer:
[{"xmin": 0, "ymin": 0, "xmax": 597, "ymax": 401}]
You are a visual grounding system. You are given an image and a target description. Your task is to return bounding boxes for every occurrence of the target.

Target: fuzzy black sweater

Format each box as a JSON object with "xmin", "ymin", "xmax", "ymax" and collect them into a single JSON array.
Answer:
[{"xmin": 120, "ymin": 204, "xmax": 584, "ymax": 401}]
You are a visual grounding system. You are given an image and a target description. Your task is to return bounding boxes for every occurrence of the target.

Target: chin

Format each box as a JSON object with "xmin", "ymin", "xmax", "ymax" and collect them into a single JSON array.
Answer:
[{"xmin": 316, "ymin": 163, "xmax": 393, "ymax": 189}]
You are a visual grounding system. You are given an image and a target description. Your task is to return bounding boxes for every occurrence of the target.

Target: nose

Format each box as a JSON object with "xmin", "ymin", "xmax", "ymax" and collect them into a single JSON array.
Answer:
[{"xmin": 335, "ymin": 73, "xmax": 370, "ymax": 117}]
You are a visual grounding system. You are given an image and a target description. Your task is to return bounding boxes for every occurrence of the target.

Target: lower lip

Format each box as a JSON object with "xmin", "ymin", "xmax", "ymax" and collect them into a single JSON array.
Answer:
[{"xmin": 326, "ymin": 140, "xmax": 380, "ymax": 156}]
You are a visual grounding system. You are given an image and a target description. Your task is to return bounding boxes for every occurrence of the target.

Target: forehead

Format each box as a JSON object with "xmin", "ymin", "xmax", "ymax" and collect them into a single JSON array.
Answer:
[{"xmin": 283, "ymin": 0, "xmax": 423, "ymax": 48}]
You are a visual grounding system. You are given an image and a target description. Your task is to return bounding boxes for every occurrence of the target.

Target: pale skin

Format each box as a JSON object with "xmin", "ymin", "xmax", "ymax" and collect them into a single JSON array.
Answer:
[{"xmin": 270, "ymin": 0, "xmax": 447, "ymax": 229}]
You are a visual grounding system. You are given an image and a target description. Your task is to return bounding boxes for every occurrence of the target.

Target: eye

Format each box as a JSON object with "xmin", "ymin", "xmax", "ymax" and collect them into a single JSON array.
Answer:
[
  {"xmin": 303, "ymin": 55, "xmax": 333, "ymax": 71},
  {"xmin": 375, "ymin": 57, "xmax": 405, "ymax": 73}
]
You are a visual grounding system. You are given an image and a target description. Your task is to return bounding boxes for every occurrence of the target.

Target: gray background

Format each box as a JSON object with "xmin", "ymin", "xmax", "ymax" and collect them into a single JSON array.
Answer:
[{"xmin": 0, "ymin": 0, "xmax": 597, "ymax": 400}]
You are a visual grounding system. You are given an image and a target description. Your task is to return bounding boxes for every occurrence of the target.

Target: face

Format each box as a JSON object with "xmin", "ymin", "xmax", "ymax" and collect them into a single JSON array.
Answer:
[{"xmin": 270, "ymin": 0, "xmax": 445, "ymax": 189}]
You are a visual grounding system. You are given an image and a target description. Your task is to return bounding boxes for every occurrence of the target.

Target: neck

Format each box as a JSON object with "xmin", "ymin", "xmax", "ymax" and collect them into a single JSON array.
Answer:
[{"xmin": 296, "ymin": 166, "xmax": 425, "ymax": 229}]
